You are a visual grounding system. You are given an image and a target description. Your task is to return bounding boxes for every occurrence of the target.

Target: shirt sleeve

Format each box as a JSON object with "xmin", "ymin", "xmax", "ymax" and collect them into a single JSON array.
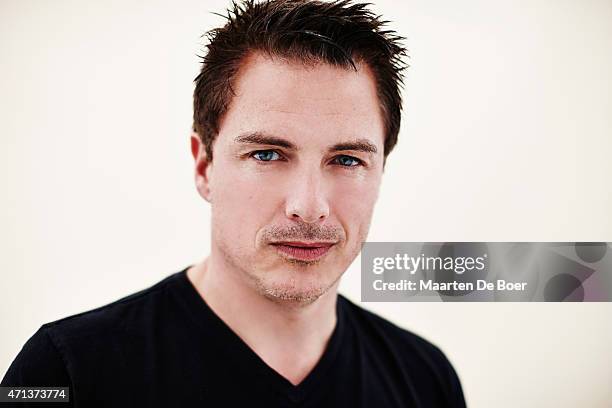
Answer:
[{"xmin": 1, "ymin": 325, "xmax": 74, "ymax": 407}]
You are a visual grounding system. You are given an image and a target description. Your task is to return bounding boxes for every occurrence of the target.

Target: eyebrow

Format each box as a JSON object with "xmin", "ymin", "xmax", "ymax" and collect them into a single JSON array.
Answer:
[
  {"xmin": 234, "ymin": 132, "xmax": 378, "ymax": 154},
  {"xmin": 329, "ymin": 139, "xmax": 378, "ymax": 154},
  {"xmin": 234, "ymin": 132, "xmax": 296, "ymax": 149}
]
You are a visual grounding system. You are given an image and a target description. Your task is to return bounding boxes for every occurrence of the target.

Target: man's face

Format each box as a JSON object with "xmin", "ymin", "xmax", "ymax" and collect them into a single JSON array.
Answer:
[{"xmin": 193, "ymin": 52, "xmax": 386, "ymax": 304}]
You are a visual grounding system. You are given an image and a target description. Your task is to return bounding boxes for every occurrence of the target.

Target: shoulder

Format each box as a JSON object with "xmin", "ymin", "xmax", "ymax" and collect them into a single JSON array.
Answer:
[
  {"xmin": 338, "ymin": 294, "xmax": 447, "ymax": 358},
  {"xmin": 338, "ymin": 295, "xmax": 466, "ymax": 407},
  {"xmin": 2, "ymin": 270, "xmax": 186, "ymax": 386},
  {"xmin": 42, "ymin": 270, "xmax": 184, "ymax": 341}
]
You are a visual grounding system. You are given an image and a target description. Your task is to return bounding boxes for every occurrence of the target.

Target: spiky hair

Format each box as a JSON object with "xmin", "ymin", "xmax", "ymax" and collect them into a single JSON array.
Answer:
[{"xmin": 193, "ymin": 0, "xmax": 408, "ymax": 161}]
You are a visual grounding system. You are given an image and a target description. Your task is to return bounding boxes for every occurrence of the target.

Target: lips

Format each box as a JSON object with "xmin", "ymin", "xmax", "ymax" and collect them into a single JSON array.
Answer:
[{"xmin": 271, "ymin": 241, "xmax": 335, "ymax": 261}]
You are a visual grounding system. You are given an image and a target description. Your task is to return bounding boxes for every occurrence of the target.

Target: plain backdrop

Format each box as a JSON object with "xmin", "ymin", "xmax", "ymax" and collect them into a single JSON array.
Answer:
[{"xmin": 1, "ymin": 0, "xmax": 611, "ymax": 407}]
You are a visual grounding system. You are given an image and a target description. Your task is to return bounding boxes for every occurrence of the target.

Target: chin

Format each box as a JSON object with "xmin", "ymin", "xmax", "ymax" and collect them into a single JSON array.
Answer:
[{"xmin": 252, "ymin": 272, "xmax": 339, "ymax": 306}]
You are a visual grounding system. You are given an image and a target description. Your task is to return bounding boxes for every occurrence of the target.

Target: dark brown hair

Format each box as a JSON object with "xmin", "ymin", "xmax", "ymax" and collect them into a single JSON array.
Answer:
[{"xmin": 193, "ymin": 0, "xmax": 408, "ymax": 161}]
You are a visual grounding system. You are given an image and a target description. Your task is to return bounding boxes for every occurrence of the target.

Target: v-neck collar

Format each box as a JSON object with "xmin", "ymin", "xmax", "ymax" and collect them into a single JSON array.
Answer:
[{"xmin": 172, "ymin": 266, "xmax": 345, "ymax": 404}]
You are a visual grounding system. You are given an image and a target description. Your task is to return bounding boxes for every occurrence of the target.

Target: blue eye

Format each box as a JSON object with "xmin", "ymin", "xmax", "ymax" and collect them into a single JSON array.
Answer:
[
  {"xmin": 252, "ymin": 150, "xmax": 281, "ymax": 161},
  {"xmin": 334, "ymin": 155, "xmax": 362, "ymax": 167}
]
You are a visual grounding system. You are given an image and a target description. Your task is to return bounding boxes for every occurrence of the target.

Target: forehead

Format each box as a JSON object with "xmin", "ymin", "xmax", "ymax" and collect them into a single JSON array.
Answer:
[{"xmin": 217, "ymin": 52, "xmax": 385, "ymax": 149}]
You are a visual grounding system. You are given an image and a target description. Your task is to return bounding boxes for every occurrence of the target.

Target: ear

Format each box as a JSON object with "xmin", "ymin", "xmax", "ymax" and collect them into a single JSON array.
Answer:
[{"xmin": 191, "ymin": 132, "xmax": 212, "ymax": 203}]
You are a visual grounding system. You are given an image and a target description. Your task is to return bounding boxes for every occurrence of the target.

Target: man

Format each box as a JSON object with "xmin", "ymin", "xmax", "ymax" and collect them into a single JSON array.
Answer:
[{"xmin": 2, "ymin": 0, "xmax": 466, "ymax": 406}]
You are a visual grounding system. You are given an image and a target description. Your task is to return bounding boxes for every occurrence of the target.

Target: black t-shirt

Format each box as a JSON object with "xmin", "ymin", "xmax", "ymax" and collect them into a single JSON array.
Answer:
[{"xmin": 2, "ymin": 267, "xmax": 466, "ymax": 407}]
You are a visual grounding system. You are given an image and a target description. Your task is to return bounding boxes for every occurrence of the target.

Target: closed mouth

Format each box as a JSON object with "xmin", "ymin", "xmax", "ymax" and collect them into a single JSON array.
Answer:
[{"xmin": 270, "ymin": 241, "xmax": 335, "ymax": 261}]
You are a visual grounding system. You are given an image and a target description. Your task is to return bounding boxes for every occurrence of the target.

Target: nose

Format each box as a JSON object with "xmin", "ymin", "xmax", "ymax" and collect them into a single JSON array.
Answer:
[{"xmin": 284, "ymin": 167, "xmax": 330, "ymax": 223}]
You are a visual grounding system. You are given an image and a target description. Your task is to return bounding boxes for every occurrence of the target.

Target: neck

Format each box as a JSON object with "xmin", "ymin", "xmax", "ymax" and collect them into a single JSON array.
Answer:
[{"xmin": 186, "ymin": 255, "xmax": 339, "ymax": 385}]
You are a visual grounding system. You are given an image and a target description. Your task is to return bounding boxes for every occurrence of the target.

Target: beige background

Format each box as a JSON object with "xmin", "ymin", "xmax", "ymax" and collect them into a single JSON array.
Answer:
[{"xmin": 1, "ymin": 0, "xmax": 611, "ymax": 406}]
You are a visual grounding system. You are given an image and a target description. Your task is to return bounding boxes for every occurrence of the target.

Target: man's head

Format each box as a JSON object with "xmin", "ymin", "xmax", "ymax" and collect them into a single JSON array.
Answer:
[{"xmin": 191, "ymin": 0, "xmax": 407, "ymax": 305}]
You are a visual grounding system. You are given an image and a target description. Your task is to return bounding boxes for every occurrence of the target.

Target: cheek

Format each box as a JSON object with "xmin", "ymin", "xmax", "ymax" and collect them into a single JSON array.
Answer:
[
  {"xmin": 331, "ymin": 176, "xmax": 380, "ymax": 239},
  {"xmin": 209, "ymin": 163, "xmax": 283, "ymax": 237}
]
